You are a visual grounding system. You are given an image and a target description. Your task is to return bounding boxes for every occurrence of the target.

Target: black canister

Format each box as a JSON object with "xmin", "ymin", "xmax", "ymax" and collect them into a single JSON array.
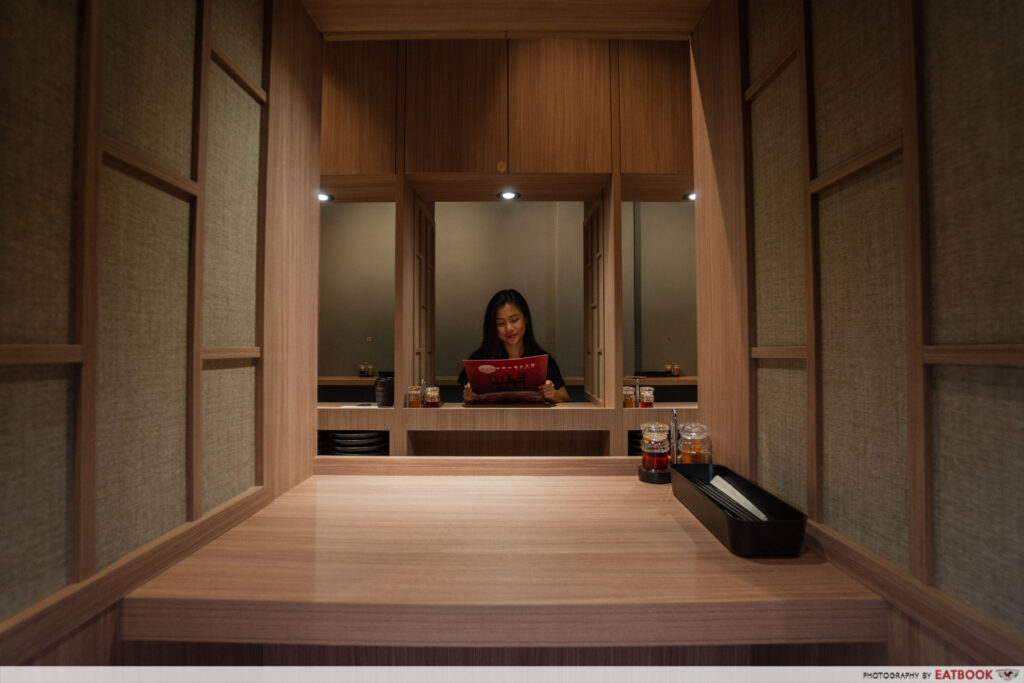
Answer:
[{"xmin": 374, "ymin": 376, "xmax": 394, "ymax": 407}]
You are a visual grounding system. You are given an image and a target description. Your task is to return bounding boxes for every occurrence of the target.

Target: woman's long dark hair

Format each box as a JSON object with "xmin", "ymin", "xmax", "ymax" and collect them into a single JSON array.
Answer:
[{"xmin": 468, "ymin": 289, "xmax": 548, "ymax": 359}]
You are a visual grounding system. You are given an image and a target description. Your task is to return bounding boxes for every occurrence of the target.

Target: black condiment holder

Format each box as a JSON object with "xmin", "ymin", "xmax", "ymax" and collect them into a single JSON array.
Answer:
[{"xmin": 670, "ymin": 463, "xmax": 807, "ymax": 558}]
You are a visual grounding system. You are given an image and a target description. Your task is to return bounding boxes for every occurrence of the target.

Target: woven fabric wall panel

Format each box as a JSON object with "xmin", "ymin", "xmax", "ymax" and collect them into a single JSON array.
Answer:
[
  {"xmin": 745, "ymin": 0, "xmax": 798, "ymax": 82},
  {"xmin": 202, "ymin": 363, "xmax": 256, "ymax": 514},
  {"xmin": 0, "ymin": 0, "xmax": 77, "ymax": 344},
  {"xmin": 203, "ymin": 64, "xmax": 260, "ymax": 347},
  {"xmin": 924, "ymin": 1, "xmax": 1024, "ymax": 345},
  {"xmin": 751, "ymin": 62, "xmax": 805, "ymax": 347},
  {"xmin": 819, "ymin": 156, "xmax": 909, "ymax": 569},
  {"xmin": 811, "ymin": 0, "xmax": 900, "ymax": 173},
  {"xmin": 932, "ymin": 366, "xmax": 1024, "ymax": 634},
  {"xmin": 103, "ymin": 0, "xmax": 195, "ymax": 177},
  {"xmin": 95, "ymin": 167, "xmax": 188, "ymax": 570},
  {"xmin": 0, "ymin": 365, "xmax": 73, "ymax": 620},
  {"xmin": 211, "ymin": 0, "xmax": 265, "ymax": 86},
  {"xmin": 756, "ymin": 360, "xmax": 807, "ymax": 512}
]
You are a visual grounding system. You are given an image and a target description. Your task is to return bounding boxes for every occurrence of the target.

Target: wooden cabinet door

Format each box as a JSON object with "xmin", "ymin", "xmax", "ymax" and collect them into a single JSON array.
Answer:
[
  {"xmin": 405, "ymin": 40, "xmax": 508, "ymax": 174},
  {"xmin": 618, "ymin": 40, "xmax": 692, "ymax": 175},
  {"xmin": 509, "ymin": 39, "xmax": 612, "ymax": 173},
  {"xmin": 321, "ymin": 42, "xmax": 398, "ymax": 175}
]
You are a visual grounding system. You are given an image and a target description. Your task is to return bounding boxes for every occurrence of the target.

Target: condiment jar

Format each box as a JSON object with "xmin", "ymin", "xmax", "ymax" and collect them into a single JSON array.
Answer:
[
  {"xmin": 622, "ymin": 386, "xmax": 636, "ymax": 407},
  {"xmin": 406, "ymin": 385, "xmax": 422, "ymax": 408},
  {"xmin": 423, "ymin": 386, "xmax": 441, "ymax": 408},
  {"xmin": 638, "ymin": 421, "xmax": 671, "ymax": 484},
  {"xmin": 678, "ymin": 423, "xmax": 712, "ymax": 464},
  {"xmin": 639, "ymin": 386, "xmax": 655, "ymax": 407}
]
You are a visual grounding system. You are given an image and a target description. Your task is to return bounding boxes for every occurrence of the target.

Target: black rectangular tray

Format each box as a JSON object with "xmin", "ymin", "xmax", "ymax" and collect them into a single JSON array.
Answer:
[{"xmin": 670, "ymin": 463, "xmax": 807, "ymax": 558}]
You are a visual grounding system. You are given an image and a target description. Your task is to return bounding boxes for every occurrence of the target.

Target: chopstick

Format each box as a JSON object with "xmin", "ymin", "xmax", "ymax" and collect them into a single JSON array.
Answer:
[{"xmin": 690, "ymin": 479, "xmax": 763, "ymax": 522}]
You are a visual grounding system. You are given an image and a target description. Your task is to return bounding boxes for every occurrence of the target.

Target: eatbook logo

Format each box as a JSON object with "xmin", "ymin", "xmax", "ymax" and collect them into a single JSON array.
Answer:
[{"xmin": 997, "ymin": 671, "xmax": 1019, "ymax": 682}]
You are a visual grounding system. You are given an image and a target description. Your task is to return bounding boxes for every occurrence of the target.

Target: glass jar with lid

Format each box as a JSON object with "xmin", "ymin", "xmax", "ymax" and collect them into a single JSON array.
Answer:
[
  {"xmin": 678, "ymin": 423, "xmax": 712, "ymax": 464},
  {"xmin": 638, "ymin": 421, "xmax": 671, "ymax": 484}
]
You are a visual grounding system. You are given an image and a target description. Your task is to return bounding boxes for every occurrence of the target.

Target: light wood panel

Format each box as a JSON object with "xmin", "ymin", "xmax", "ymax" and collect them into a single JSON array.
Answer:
[
  {"xmin": 622, "ymin": 404, "xmax": 699, "ymax": 430},
  {"xmin": 319, "ymin": 174, "xmax": 397, "ymax": 201},
  {"xmin": 509, "ymin": 39, "xmax": 612, "ymax": 173},
  {"xmin": 405, "ymin": 40, "xmax": 508, "ymax": 174},
  {"xmin": 690, "ymin": 0, "xmax": 750, "ymax": 476},
  {"xmin": 0, "ymin": 486, "xmax": 271, "ymax": 664},
  {"xmin": 806, "ymin": 522, "xmax": 1024, "ymax": 664},
  {"xmin": 317, "ymin": 405, "xmax": 395, "ymax": 431},
  {"xmin": 922, "ymin": 344, "xmax": 1024, "ymax": 367},
  {"xmin": 211, "ymin": 46, "xmax": 268, "ymax": 105},
  {"xmin": 406, "ymin": 173, "xmax": 609, "ymax": 202},
  {"xmin": 201, "ymin": 346, "xmax": 261, "ymax": 360},
  {"xmin": 401, "ymin": 403, "xmax": 615, "ymax": 432},
  {"xmin": 188, "ymin": 0, "xmax": 212, "ymax": 526},
  {"xmin": 620, "ymin": 174, "xmax": 695, "ymax": 201},
  {"xmin": 101, "ymin": 137, "xmax": 200, "ymax": 200},
  {"xmin": 74, "ymin": 0, "xmax": 102, "ymax": 583},
  {"xmin": 744, "ymin": 47, "xmax": 796, "ymax": 102},
  {"xmin": 619, "ymin": 41, "xmax": 693, "ymax": 175},
  {"xmin": 899, "ymin": 0, "xmax": 930, "ymax": 586},
  {"xmin": 312, "ymin": 456, "xmax": 637, "ymax": 476},
  {"xmin": 303, "ymin": 0, "xmax": 708, "ymax": 39},
  {"xmin": 887, "ymin": 610, "xmax": 978, "ymax": 666},
  {"xmin": 24, "ymin": 604, "xmax": 120, "ymax": 666},
  {"xmin": 750, "ymin": 346, "xmax": 806, "ymax": 359},
  {"xmin": 123, "ymin": 475, "xmax": 886, "ymax": 647},
  {"xmin": 627, "ymin": 376, "xmax": 699, "ymax": 386},
  {"xmin": 263, "ymin": 0, "xmax": 322, "ymax": 495},
  {"xmin": 808, "ymin": 135, "xmax": 902, "ymax": 195},
  {"xmin": 0, "ymin": 345, "xmax": 83, "ymax": 365},
  {"xmin": 320, "ymin": 42, "xmax": 397, "ymax": 175}
]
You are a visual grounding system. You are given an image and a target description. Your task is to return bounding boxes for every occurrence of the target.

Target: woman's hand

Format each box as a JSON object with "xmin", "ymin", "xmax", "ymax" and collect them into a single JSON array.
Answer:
[
  {"xmin": 539, "ymin": 380, "xmax": 571, "ymax": 403},
  {"xmin": 463, "ymin": 383, "xmax": 478, "ymax": 403}
]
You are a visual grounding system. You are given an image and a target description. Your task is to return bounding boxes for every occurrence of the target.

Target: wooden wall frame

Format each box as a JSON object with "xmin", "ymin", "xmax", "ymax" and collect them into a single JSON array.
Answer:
[
  {"xmin": 0, "ymin": 0, "xmax": 303, "ymax": 665},
  {"xmin": 738, "ymin": 0, "xmax": 1024, "ymax": 664}
]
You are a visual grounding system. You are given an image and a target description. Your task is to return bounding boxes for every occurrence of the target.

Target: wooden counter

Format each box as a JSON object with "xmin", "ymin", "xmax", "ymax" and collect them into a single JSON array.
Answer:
[{"xmin": 122, "ymin": 474, "xmax": 886, "ymax": 648}]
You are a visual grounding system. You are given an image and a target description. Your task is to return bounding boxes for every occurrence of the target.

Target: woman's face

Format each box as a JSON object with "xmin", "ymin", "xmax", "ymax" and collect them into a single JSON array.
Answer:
[{"xmin": 495, "ymin": 303, "xmax": 527, "ymax": 348}]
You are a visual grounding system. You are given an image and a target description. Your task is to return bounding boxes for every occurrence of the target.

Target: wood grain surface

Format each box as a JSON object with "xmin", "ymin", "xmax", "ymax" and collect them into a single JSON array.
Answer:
[
  {"xmin": 263, "ymin": 0, "xmax": 322, "ymax": 495},
  {"xmin": 509, "ymin": 39, "xmax": 612, "ymax": 173},
  {"xmin": 320, "ymin": 42, "xmax": 398, "ymax": 175},
  {"xmin": 123, "ymin": 474, "xmax": 885, "ymax": 648},
  {"xmin": 304, "ymin": 0, "xmax": 707, "ymax": 39},
  {"xmin": 619, "ymin": 40, "xmax": 693, "ymax": 175},
  {"xmin": 691, "ymin": 0, "xmax": 751, "ymax": 476},
  {"xmin": 405, "ymin": 40, "xmax": 508, "ymax": 174}
]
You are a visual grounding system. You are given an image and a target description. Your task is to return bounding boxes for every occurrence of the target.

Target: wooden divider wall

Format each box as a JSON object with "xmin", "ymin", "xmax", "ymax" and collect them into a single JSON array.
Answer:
[
  {"xmin": 1, "ymin": 0, "xmax": 323, "ymax": 664},
  {"xmin": 739, "ymin": 0, "xmax": 1024, "ymax": 664}
]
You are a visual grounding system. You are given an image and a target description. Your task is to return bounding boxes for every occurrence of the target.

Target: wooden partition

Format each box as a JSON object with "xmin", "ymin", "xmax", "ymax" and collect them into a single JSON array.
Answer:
[
  {"xmin": 738, "ymin": 0, "xmax": 1024, "ymax": 664},
  {"xmin": 0, "ymin": 0, "xmax": 323, "ymax": 664}
]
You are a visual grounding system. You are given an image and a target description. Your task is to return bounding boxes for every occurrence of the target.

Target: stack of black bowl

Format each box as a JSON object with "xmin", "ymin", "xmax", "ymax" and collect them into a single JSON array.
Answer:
[{"xmin": 325, "ymin": 430, "xmax": 389, "ymax": 456}]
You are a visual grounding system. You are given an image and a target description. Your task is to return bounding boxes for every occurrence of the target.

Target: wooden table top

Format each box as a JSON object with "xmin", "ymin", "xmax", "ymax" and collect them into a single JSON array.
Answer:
[{"xmin": 123, "ymin": 474, "xmax": 887, "ymax": 648}]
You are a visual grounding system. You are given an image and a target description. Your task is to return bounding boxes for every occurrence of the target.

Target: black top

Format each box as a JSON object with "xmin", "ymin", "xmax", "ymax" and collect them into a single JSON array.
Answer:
[{"xmin": 457, "ymin": 350, "xmax": 566, "ymax": 390}]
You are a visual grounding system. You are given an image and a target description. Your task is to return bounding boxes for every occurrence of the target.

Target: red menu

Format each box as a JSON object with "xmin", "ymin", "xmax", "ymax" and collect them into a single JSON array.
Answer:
[{"xmin": 462, "ymin": 354, "xmax": 549, "ymax": 404}]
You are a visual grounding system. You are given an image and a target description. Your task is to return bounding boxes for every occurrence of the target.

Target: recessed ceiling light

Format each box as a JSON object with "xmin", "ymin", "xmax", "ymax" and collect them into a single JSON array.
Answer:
[
  {"xmin": 317, "ymin": 192, "xmax": 333, "ymax": 202},
  {"xmin": 498, "ymin": 191, "xmax": 520, "ymax": 200},
  {"xmin": 687, "ymin": 192, "xmax": 697, "ymax": 201}
]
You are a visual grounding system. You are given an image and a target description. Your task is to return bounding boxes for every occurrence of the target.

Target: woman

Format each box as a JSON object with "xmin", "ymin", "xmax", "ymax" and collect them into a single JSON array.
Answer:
[{"xmin": 457, "ymin": 289, "xmax": 571, "ymax": 403}]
